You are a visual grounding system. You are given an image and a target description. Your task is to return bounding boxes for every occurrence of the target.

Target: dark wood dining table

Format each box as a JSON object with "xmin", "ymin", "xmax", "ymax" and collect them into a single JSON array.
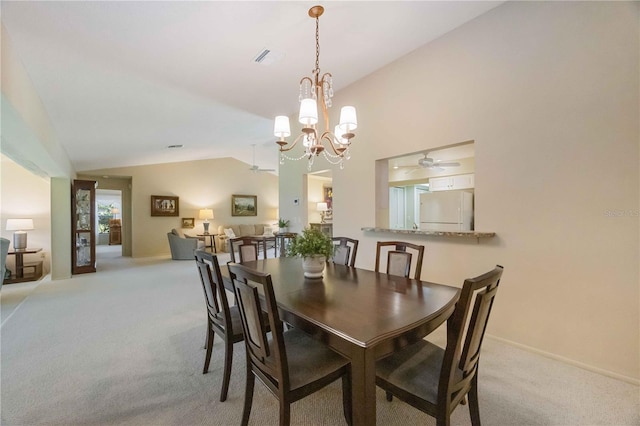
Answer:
[{"xmin": 223, "ymin": 257, "xmax": 459, "ymax": 425}]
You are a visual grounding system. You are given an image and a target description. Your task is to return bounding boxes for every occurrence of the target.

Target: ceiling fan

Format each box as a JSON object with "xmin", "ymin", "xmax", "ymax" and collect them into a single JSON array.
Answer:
[
  {"xmin": 417, "ymin": 154, "xmax": 460, "ymax": 170},
  {"xmin": 249, "ymin": 144, "xmax": 275, "ymax": 173},
  {"xmin": 397, "ymin": 153, "xmax": 460, "ymax": 174}
]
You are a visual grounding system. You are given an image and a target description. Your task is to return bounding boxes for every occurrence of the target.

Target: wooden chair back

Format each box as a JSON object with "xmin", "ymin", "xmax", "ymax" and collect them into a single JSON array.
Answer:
[
  {"xmin": 194, "ymin": 250, "xmax": 232, "ymax": 333},
  {"xmin": 331, "ymin": 237, "xmax": 359, "ymax": 267},
  {"xmin": 375, "ymin": 241, "xmax": 425, "ymax": 280},
  {"xmin": 229, "ymin": 237, "xmax": 266, "ymax": 263},
  {"xmin": 441, "ymin": 265, "xmax": 503, "ymax": 409},
  {"xmin": 228, "ymin": 263, "xmax": 288, "ymax": 388}
]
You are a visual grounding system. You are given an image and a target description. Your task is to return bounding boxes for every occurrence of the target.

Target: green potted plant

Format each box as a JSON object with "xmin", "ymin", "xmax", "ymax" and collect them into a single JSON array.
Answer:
[
  {"xmin": 287, "ymin": 227, "xmax": 334, "ymax": 278},
  {"xmin": 278, "ymin": 218, "xmax": 290, "ymax": 233}
]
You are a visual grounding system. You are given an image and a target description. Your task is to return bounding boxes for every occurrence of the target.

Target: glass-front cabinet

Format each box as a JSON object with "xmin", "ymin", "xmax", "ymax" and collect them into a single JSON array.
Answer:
[{"xmin": 72, "ymin": 179, "xmax": 97, "ymax": 274}]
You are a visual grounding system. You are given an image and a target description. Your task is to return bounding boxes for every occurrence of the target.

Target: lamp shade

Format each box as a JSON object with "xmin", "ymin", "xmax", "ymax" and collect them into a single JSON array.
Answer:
[
  {"xmin": 111, "ymin": 208, "xmax": 120, "ymax": 215},
  {"xmin": 338, "ymin": 106, "xmax": 358, "ymax": 132},
  {"xmin": 274, "ymin": 116, "xmax": 291, "ymax": 138},
  {"xmin": 6, "ymin": 218, "xmax": 34, "ymax": 231},
  {"xmin": 316, "ymin": 202, "xmax": 329, "ymax": 212},
  {"xmin": 298, "ymin": 98, "xmax": 318, "ymax": 126},
  {"xmin": 198, "ymin": 209, "xmax": 214, "ymax": 220}
]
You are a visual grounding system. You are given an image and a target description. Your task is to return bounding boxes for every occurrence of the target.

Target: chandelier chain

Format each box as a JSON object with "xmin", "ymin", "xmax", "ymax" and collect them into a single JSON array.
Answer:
[{"xmin": 315, "ymin": 16, "xmax": 320, "ymax": 78}]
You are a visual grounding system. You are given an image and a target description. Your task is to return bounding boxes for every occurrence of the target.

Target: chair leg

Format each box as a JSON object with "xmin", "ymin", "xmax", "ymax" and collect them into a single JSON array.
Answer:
[
  {"xmin": 203, "ymin": 325, "xmax": 214, "ymax": 374},
  {"xmin": 279, "ymin": 402, "xmax": 290, "ymax": 426},
  {"xmin": 468, "ymin": 376, "xmax": 481, "ymax": 426},
  {"xmin": 385, "ymin": 391, "xmax": 393, "ymax": 402},
  {"xmin": 241, "ymin": 367, "xmax": 255, "ymax": 426},
  {"xmin": 436, "ymin": 412, "xmax": 451, "ymax": 426},
  {"xmin": 342, "ymin": 372, "xmax": 353, "ymax": 426},
  {"xmin": 219, "ymin": 339, "xmax": 233, "ymax": 402}
]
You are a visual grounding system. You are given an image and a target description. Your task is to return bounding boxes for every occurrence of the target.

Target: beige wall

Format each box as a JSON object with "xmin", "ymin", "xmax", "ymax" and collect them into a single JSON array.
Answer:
[
  {"xmin": 280, "ymin": 2, "xmax": 639, "ymax": 381},
  {"xmin": 83, "ymin": 157, "xmax": 279, "ymax": 258},
  {"xmin": 1, "ymin": 155, "xmax": 51, "ymax": 274}
]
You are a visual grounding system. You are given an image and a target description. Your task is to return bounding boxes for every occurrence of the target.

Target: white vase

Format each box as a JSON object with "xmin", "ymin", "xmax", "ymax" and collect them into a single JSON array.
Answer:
[{"xmin": 302, "ymin": 255, "xmax": 326, "ymax": 279}]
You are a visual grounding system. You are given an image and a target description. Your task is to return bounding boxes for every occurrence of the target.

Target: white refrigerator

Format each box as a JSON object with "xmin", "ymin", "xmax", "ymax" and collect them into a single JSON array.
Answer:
[{"xmin": 419, "ymin": 191, "xmax": 473, "ymax": 231}]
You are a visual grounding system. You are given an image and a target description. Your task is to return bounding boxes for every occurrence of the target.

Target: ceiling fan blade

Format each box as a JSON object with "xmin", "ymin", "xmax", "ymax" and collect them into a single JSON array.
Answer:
[{"xmin": 436, "ymin": 161, "xmax": 460, "ymax": 167}]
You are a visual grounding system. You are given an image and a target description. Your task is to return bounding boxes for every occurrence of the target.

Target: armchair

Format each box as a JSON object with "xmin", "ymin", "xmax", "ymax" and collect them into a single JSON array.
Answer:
[
  {"xmin": 0, "ymin": 237, "xmax": 9, "ymax": 288},
  {"xmin": 167, "ymin": 229, "xmax": 204, "ymax": 260}
]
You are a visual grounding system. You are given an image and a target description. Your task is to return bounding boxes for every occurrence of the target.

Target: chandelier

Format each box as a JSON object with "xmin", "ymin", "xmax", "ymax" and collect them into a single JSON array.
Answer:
[{"xmin": 273, "ymin": 5, "xmax": 358, "ymax": 170}]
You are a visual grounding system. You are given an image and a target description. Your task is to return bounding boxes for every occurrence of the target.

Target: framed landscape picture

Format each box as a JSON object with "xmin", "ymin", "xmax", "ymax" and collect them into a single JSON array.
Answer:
[
  {"xmin": 181, "ymin": 217, "xmax": 194, "ymax": 228},
  {"xmin": 151, "ymin": 195, "xmax": 179, "ymax": 216},
  {"xmin": 232, "ymin": 194, "xmax": 257, "ymax": 216}
]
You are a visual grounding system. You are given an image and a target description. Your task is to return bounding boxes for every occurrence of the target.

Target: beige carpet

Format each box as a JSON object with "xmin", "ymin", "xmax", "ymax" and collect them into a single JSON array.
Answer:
[{"xmin": 1, "ymin": 245, "xmax": 638, "ymax": 425}]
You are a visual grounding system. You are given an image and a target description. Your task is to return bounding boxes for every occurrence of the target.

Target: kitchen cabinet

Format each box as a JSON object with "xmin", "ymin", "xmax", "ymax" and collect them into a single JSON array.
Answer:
[
  {"xmin": 72, "ymin": 179, "xmax": 97, "ymax": 274},
  {"xmin": 429, "ymin": 173, "xmax": 474, "ymax": 191}
]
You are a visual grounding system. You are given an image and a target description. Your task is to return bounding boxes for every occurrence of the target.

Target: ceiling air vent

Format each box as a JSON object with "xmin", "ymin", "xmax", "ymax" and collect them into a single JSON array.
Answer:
[{"xmin": 252, "ymin": 48, "xmax": 284, "ymax": 66}]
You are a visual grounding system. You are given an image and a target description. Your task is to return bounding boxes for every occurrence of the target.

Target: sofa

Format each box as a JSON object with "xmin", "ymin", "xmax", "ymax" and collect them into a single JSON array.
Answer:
[
  {"xmin": 216, "ymin": 224, "xmax": 275, "ymax": 252},
  {"xmin": 167, "ymin": 229, "xmax": 206, "ymax": 260}
]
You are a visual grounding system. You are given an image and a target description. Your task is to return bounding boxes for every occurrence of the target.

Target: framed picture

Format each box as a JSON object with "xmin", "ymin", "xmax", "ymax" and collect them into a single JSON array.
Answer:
[
  {"xmin": 324, "ymin": 186, "xmax": 333, "ymax": 221},
  {"xmin": 181, "ymin": 217, "xmax": 194, "ymax": 228},
  {"xmin": 151, "ymin": 195, "xmax": 179, "ymax": 217},
  {"xmin": 232, "ymin": 194, "xmax": 257, "ymax": 216}
]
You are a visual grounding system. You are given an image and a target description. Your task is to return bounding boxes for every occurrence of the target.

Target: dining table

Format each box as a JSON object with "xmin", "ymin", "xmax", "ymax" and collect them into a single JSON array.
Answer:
[{"xmin": 222, "ymin": 257, "xmax": 460, "ymax": 425}]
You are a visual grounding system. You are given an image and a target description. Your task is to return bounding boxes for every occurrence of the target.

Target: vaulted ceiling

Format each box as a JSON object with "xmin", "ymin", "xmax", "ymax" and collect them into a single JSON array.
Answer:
[{"xmin": 1, "ymin": 1, "xmax": 503, "ymax": 174}]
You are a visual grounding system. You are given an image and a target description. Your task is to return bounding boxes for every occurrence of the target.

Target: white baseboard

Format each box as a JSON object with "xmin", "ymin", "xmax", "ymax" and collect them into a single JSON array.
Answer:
[{"xmin": 486, "ymin": 334, "xmax": 640, "ymax": 386}]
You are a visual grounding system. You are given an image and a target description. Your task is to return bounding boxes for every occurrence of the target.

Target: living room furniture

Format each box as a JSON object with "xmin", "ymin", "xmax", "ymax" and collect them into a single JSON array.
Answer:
[
  {"xmin": 375, "ymin": 240, "xmax": 425, "ymax": 280},
  {"xmin": 274, "ymin": 232, "xmax": 297, "ymax": 257},
  {"xmin": 197, "ymin": 233, "xmax": 216, "ymax": 253},
  {"xmin": 228, "ymin": 262, "xmax": 352, "ymax": 426},
  {"xmin": 1, "ymin": 237, "xmax": 11, "ymax": 287},
  {"xmin": 167, "ymin": 229, "xmax": 204, "ymax": 260},
  {"xmin": 72, "ymin": 179, "xmax": 96, "ymax": 274},
  {"xmin": 109, "ymin": 219, "xmax": 121, "ymax": 245},
  {"xmin": 222, "ymin": 257, "xmax": 459, "ymax": 425},
  {"xmin": 216, "ymin": 224, "xmax": 274, "ymax": 252},
  {"xmin": 5, "ymin": 248, "xmax": 43, "ymax": 284},
  {"xmin": 376, "ymin": 265, "xmax": 503, "ymax": 426}
]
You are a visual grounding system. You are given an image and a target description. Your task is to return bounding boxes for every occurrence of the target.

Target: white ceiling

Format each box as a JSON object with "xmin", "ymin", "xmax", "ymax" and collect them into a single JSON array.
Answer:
[{"xmin": 1, "ymin": 1, "xmax": 502, "ymax": 174}]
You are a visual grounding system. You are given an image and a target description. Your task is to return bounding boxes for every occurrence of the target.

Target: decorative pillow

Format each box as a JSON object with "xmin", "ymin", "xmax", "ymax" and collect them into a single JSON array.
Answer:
[
  {"xmin": 263, "ymin": 226, "xmax": 273, "ymax": 236},
  {"xmin": 224, "ymin": 228, "xmax": 236, "ymax": 238}
]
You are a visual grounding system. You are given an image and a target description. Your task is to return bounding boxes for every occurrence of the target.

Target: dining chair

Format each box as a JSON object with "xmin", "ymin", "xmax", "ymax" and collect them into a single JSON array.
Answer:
[
  {"xmin": 193, "ymin": 250, "xmax": 246, "ymax": 402},
  {"xmin": 228, "ymin": 262, "xmax": 353, "ymax": 426},
  {"xmin": 331, "ymin": 237, "xmax": 359, "ymax": 267},
  {"xmin": 376, "ymin": 265, "xmax": 504, "ymax": 426},
  {"xmin": 229, "ymin": 237, "xmax": 266, "ymax": 263},
  {"xmin": 374, "ymin": 241, "xmax": 425, "ymax": 280}
]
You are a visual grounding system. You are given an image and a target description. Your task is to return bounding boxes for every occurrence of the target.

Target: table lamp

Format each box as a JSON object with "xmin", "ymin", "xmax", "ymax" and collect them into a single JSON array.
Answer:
[
  {"xmin": 199, "ymin": 209, "xmax": 214, "ymax": 234},
  {"xmin": 316, "ymin": 202, "xmax": 329, "ymax": 224},
  {"xmin": 6, "ymin": 218, "xmax": 34, "ymax": 250},
  {"xmin": 111, "ymin": 207, "xmax": 120, "ymax": 219}
]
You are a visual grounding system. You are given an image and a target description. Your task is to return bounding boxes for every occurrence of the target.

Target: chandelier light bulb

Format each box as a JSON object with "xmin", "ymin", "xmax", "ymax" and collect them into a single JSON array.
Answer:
[
  {"xmin": 274, "ymin": 116, "xmax": 291, "ymax": 138},
  {"xmin": 298, "ymin": 98, "xmax": 319, "ymax": 126},
  {"xmin": 339, "ymin": 106, "xmax": 357, "ymax": 132}
]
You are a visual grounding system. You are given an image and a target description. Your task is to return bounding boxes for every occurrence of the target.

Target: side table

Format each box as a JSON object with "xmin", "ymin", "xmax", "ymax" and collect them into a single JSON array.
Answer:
[
  {"xmin": 197, "ymin": 233, "xmax": 217, "ymax": 253},
  {"xmin": 5, "ymin": 248, "xmax": 43, "ymax": 284},
  {"xmin": 274, "ymin": 233, "xmax": 297, "ymax": 257}
]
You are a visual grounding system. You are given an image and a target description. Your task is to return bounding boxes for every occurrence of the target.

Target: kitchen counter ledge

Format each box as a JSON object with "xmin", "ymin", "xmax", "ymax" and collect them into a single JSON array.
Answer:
[{"xmin": 361, "ymin": 227, "xmax": 495, "ymax": 240}]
